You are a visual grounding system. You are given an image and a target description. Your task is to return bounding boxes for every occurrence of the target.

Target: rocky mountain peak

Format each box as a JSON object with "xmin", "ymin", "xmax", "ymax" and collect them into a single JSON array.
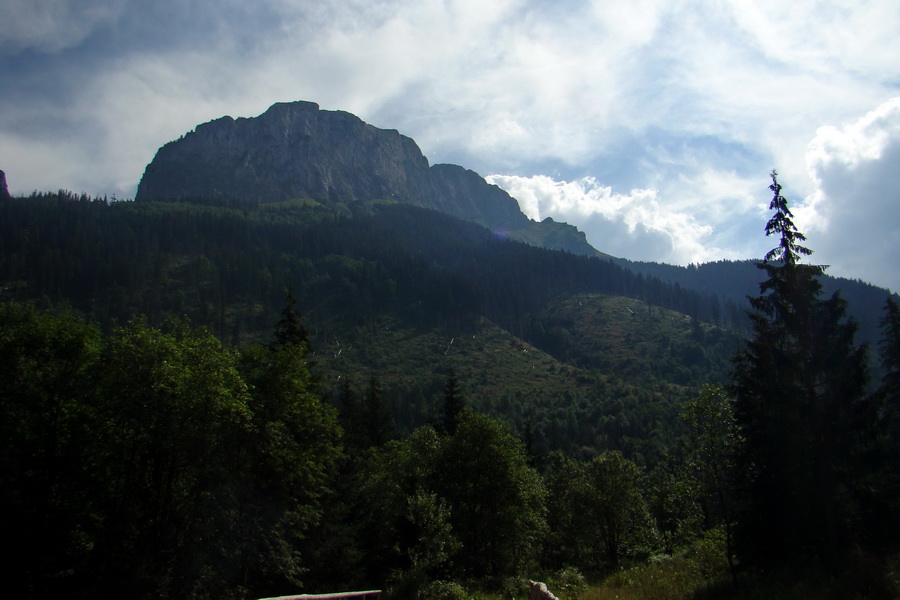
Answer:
[
  {"xmin": 137, "ymin": 100, "xmax": 433, "ymax": 207},
  {"xmin": 135, "ymin": 101, "xmax": 601, "ymax": 256}
]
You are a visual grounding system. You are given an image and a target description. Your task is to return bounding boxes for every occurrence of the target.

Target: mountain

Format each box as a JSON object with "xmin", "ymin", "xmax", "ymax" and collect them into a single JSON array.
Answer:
[
  {"xmin": 3, "ymin": 101, "xmax": 897, "ymax": 460},
  {"xmin": 136, "ymin": 101, "xmax": 601, "ymax": 256},
  {"xmin": 0, "ymin": 170, "xmax": 10, "ymax": 201}
]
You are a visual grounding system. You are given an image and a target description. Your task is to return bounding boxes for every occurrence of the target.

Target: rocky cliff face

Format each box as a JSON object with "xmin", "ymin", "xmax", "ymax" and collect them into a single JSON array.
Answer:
[
  {"xmin": 0, "ymin": 170, "xmax": 11, "ymax": 200},
  {"xmin": 136, "ymin": 101, "xmax": 600, "ymax": 256},
  {"xmin": 429, "ymin": 163, "xmax": 531, "ymax": 233},
  {"xmin": 137, "ymin": 101, "xmax": 435, "ymax": 207}
]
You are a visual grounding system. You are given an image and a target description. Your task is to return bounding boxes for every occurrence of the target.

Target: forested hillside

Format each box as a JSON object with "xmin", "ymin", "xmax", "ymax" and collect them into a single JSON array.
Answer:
[
  {"xmin": 617, "ymin": 257, "xmax": 893, "ymax": 350},
  {"xmin": 0, "ymin": 191, "xmax": 751, "ymax": 459},
  {"xmin": 2, "ymin": 185, "xmax": 898, "ymax": 599}
]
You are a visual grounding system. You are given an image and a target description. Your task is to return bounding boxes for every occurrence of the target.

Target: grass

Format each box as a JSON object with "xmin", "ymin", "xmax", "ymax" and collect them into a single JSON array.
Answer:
[
  {"xmin": 565, "ymin": 556, "xmax": 898, "ymax": 600},
  {"xmin": 461, "ymin": 532, "xmax": 900, "ymax": 600},
  {"xmin": 580, "ymin": 536, "xmax": 731, "ymax": 600}
]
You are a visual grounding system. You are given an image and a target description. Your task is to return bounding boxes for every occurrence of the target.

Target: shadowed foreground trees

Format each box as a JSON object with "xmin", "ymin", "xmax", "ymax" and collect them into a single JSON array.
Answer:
[
  {"xmin": 91, "ymin": 320, "xmax": 255, "ymax": 598},
  {"xmin": 855, "ymin": 297, "xmax": 900, "ymax": 552},
  {"xmin": 236, "ymin": 339, "xmax": 342, "ymax": 594},
  {"xmin": 542, "ymin": 450, "xmax": 657, "ymax": 573},
  {"xmin": 0, "ymin": 303, "xmax": 102, "ymax": 597},
  {"xmin": 678, "ymin": 384, "xmax": 739, "ymax": 581},
  {"xmin": 354, "ymin": 410, "xmax": 547, "ymax": 594},
  {"xmin": 0, "ymin": 302, "xmax": 553, "ymax": 599},
  {"xmin": 436, "ymin": 411, "xmax": 547, "ymax": 578},
  {"xmin": 0, "ymin": 303, "xmax": 341, "ymax": 600}
]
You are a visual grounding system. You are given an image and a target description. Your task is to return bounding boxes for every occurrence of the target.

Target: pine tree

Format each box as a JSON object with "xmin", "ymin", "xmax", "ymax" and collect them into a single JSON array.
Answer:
[
  {"xmin": 337, "ymin": 377, "xmax": 358, "ymax": 436},
  {"xmin": 272, "ymin": 286, "xmax": 309, "ymax": 349},
  {"xmin": 731, "ymin": 171, "xmax": 869, "ymax": 567},
  {"xmin": 441, "ymin": 368, "xmax": 465, "ymax": 435}
]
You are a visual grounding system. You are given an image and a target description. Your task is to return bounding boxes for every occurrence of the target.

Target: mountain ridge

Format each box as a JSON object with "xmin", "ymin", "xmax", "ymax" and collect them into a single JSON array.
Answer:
[{"xmin": 136, "ymin": 101, "xmax": 603, "ymax": 256}]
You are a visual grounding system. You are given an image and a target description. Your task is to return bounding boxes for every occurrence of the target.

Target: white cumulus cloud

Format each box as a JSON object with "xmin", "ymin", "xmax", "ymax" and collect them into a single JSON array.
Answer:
[
  {"xmin": 487, "ymin": 174, "xmax": 714, "ymax": 263},
  {"xmin": 801, "ymin": 97, "xmax": 900, "ymax": 292}
]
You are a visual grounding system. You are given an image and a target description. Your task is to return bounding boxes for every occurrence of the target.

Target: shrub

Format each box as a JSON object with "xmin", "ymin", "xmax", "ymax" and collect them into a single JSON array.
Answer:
[
  {"xmin": 419, "ymin": 580, "xmax": 468, "ymax": 600},
  {"xmin": 549, "ymin": 567, "xmax": 588, "ymax": 598}
]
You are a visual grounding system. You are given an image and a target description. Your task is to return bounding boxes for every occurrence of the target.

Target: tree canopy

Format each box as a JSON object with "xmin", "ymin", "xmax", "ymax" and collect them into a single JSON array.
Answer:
[{"xmin": 0, "ymin": 304, "xmax": 341, "ymax": 599}]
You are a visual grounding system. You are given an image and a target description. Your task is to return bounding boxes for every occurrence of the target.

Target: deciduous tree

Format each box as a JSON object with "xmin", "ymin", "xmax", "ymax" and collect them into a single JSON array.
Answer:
[
  {"xmin": 680, "ymin": 384, "xmax": 740, "ymax": 581},
  {"xmin": 93, "ymin": 319, "xmax": 253, "ymax": 599},
  {"xmin": 237, "ymin": 340, "xmax": 342, "ymax": 594},
  {"xmin": 583, "ymin": 451, "xmax": 657, "ymax": 567},
  {"xmin": 0, "ymin": 303, "xmax": 102, "ymax": 598},
  {"xmin": 435, "ymin": 410, "xmax": 547, "ymax": 578}
]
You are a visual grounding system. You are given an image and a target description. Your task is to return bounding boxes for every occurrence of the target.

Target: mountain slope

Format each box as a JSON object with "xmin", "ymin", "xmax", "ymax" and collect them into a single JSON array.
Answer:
[
  {"xmin": 136, "ymin": 101, "xmax": 601, "ymax": 256},
  {"xmin": 0, "ymin": 192, "xmax": 743, "ymax": 462},
  {"xmin": 616, "ymin": 257, "xmax": 897, "ymax": 349}
]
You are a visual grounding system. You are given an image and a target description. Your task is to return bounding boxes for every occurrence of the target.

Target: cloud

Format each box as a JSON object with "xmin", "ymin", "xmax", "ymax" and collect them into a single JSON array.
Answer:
[
  {"xmin": 488, "ymin": 164, "xmax": 774, "ymax": 265},
  {"xmin": 800, "ymin": 97, "xmax": 900, "ymax": 292},
  {"xmin": 1, "ymin": 0, "xmax": 899, "ymax": 292},
  {"xmin": 487, "ymin": 173, "xmax": 711, "ymax": 262},
  {"xmin": 2, "ymin": 0, "xmax": 125, "ymax": 54}
]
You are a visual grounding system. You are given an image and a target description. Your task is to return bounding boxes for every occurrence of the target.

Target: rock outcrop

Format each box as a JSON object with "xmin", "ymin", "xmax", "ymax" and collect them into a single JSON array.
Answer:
[
  {"xmin": 429, "ymin": 163, "xmax": 531, "ymax": 233},
  {"xmin": 136, "ymin": 101, "xmax": 600, "ymax": 256},
  {"xmin": 137, "ymin": 101, "xmax": 435, "ymax": 207},
  {"xmin": 0, "ymin": 170, "xmax": 11, "ymax": 200}
]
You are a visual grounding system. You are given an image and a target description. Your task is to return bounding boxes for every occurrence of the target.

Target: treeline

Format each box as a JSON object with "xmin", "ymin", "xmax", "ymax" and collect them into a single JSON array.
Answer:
[{"xmin": 0, "ymin": 191, "xmax": 745, "ymax": 341}]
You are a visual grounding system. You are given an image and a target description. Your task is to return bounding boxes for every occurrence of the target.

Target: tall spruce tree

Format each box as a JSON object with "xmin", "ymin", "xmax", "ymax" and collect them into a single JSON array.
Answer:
[
  {"xmin": 441, "ymin": 368, "xmax": 465, "ymax": 435},
  {"xmin": 731, "ymin": 171, "xmax": 868, "ymax": 567}
]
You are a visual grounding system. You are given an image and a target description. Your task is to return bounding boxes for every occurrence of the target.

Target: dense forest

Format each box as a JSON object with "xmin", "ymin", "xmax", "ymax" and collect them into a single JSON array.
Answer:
[
  {"xmin": 1, "ymin": 176, "xmax": 899, "ymax": 599},
  {"xmin": 0, "ymin": 191, "xmax": 752, "ymax": 463},
  {"xmin": 0, "ymin": 191, "xmax": 745, "ymax": 332}
]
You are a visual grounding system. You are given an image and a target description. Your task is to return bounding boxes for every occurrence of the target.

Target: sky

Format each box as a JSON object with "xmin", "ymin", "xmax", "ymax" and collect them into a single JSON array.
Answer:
[{"xmin": 2, "ymin": 0, "xmax": 899, "ymax": 293}]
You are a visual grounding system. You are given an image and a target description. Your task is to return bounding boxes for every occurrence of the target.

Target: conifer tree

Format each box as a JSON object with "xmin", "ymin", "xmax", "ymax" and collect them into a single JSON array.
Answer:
[
  {"xmin": 337, "ymin": 377, "xmax": 359, "ymax": 440},
  {"xmin": 441, "ymin": 367, "xmax": 465, "ymax": 435},
  {"xmin": 272, "ymin": 286, "xmax": 308, "ymax": 349},
  {"xmin": 364, "ymin": 374, "xmax": 397, "ymax": 447},
  {"xmin": 731, "ymin": 171, "xmax": 868, "ymax": 567},
  {"xmin": 855, "ymin": 297, "xmax": 900, "ymax": 550},
  {"xmin": 879, "ymin": 297, "xmax": 900, "ymax": 412}
]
